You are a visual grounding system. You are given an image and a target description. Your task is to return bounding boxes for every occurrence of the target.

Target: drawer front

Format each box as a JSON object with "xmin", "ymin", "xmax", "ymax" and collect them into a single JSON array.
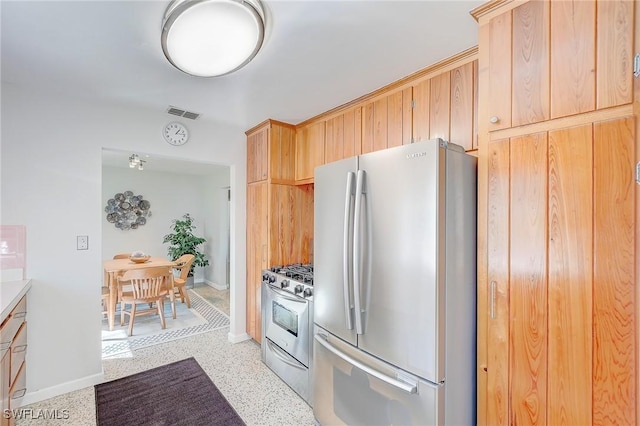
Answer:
[
  {"xmin": 0, "ymin": 298, "xmax": 27, "ymax": 352},
  {"xmin": 8, "ymin": 362, "xmax": 25, "ymax": 411},
  {"xmin": 9, "ymin": 324, "xmax": 26, "ymax": 386}
]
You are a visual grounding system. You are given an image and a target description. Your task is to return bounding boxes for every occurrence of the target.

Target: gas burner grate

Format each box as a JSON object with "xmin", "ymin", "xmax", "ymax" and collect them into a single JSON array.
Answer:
[{"xmin": 270, "ymin": 263, "xmax": 314, "ymax": 285}]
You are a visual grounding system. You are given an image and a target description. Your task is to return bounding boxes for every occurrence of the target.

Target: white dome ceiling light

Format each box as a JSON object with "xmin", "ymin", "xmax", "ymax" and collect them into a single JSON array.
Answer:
[{"xmin": 161, "ymin": 0, "xmax": 265, "ymax": 77}]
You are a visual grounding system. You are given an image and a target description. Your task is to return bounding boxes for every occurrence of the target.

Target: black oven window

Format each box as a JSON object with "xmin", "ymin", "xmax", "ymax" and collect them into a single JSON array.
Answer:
[{"xmin": 273, "ymin": 301, "xmax": 298, "ymax": 336}]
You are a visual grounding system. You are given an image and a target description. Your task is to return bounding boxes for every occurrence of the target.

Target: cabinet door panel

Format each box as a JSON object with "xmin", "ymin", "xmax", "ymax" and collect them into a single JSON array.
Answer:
[
  {"xmin": 373, "ymin": 97, "xmax": 388, "ymax": 152},
  {"xmin": 450, "ymin": 62, "xmax": 474, "ymax": 151},
  {"xmin": 550, "ymin": 0, "xmax": 595, "ymax": 118},
  {"xmin": 593, "ymin": 117, "xmax": 635, "ymax": 424},
  {"xmin": 247, "ymin": 127, "xmax": 268, "ymax": 183},
  {"xmin": 270, "ymin": 125, "xmax": 296, "ymax": 183},
  {"xmin": 387, "ymin": 91, "xmax": 403, "ymax": 148},
  {"xmin": 596, "ymin": 0, "xmax": 633, "ymax": 109},
  {"xmin": 412, "ymin": 79, "xmax": 430, "ymax": 142},
  {"xmin": 429, "ymin": 71, "xmax": 450, "ymax": 141},
  {"xmin": 246, "ymin": 183, "xmax": 268, "ymax": 342},
  {"xmin": 547, "ymin": 125, "xmax": 593, "ymax": 425},
  {"xmin": 296, "ymin": 121, "xmax": 325, "ymax": 182},
  {"xmin": 512, "ymin": 1, "xmax": 549, "ymax": 126},
  {"xmin": 343, "ymin": 108, "xmax": 361, "ymax": 158},
  {"xmin": 362, "ymin": 102, "xmax": 375, "ymax": 154},
  {"xmin": 509, "ymin": 132, "xmax": 547, "ymax": 426},
  {"xmin": 486, "ymin": 139, "xmax": 510, "ymax": 426},
  {"xmin": 487, "ymin": 11, "xmax": 512, "ymax": 131}
]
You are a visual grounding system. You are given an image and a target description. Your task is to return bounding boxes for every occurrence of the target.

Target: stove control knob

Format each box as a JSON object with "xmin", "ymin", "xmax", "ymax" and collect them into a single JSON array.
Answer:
[
  {"xmin": 294, "ymin": 285, "xmax": 304, "ymax": 294},
  {"xmin": 268, "ymin": 274, "xmax": 276, "ymax": 283},
  {"xmin": 281, "ymin": 279, "xmax": 290, "ymax": 289},
  {"xmin": 303, "ymin": 288, "xmax": 313, "ymax": 298}
]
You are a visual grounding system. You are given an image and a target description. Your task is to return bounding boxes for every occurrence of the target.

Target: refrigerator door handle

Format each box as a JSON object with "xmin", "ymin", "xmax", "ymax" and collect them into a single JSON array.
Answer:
[
  {"xmin": 314, "ymin": 334, "xmax": 418, "ymax": 394},
  {"xmin": 353, "ymin": 169, "xmax": 365, "ymax": 335},
  {"xmin": 343, "ymin": 172, "xmax": 355, "ymax": 330}
]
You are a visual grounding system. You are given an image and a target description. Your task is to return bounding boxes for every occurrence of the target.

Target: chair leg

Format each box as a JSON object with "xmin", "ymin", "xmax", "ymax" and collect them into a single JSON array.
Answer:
[
  {"xmin": 120, "ymin": 301, "xmax": 126, "ymax": 326},
  {"xmin": 127, "ymin": 303, "xmax": 136, "ymax": 336},
  {"xmin": 182, "ymin": 287, "xmax": 191, "ymax": 308},
  {"xmin": 158, "ymin": 298, "xmax": 166, "ymax": 329},
  {"xmin": 169, "ymin": 290, "xmax": 176, "ymax": 319}
]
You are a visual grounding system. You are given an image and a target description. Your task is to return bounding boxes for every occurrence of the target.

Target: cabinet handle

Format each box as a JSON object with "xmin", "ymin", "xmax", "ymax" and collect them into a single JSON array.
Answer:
[
  {"xmin": 489, "ymin": 116, "xmax": 500, "ymax": 124},
  {"xmin": 490, "ymin": 281, "xmax": 496, "ymax": 319}
]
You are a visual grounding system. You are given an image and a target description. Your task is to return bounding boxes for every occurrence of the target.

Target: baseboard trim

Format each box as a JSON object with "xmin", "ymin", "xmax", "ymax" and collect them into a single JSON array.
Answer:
[
  {"xmin": 228, "ymin": 331, "xmax": 251, "ymax": 344},
  {"xmin": 201, "ymin": 279, "xmax": 228, "ymax": 291},
  {"xmin": 20, "ymin": 371, "xmax": 105, "ymax": 407}
]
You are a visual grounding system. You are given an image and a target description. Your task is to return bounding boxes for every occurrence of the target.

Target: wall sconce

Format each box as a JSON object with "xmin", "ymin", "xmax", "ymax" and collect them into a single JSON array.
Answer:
[
  {"xmin": 129, "ymin": 154, "xmax": 145, "ymax": 171},
  {"xmin": 161, "ymin": 0, "xmax": 265, "ymax": 77}
]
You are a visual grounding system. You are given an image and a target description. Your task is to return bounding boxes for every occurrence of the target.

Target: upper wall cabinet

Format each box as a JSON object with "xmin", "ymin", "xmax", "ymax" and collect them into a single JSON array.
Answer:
[
  {"xmin": 295, "ymin": 121, "xmax": 325, "ymax": 183},
  {"xmin": 325, "ymin": 107, "xmax": 363, "ymax": 163},
  {"xmin": 246, "ymin": 120, "xmax": 297, "ymax": 184},
  {"xmin": 413, "ymin": 61, "xmax": 478, "ymax": 151},
  {"xmin": 480, "ymin": 0, "xmax": 633, "ymax": 132},
  {"xmin": 361, "ymin": 88, "xmax": 413, "ymax": 153}
]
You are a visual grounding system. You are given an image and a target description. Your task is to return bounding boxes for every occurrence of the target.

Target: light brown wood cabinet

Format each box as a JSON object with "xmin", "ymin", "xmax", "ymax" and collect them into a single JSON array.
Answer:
[
  {"xmin": 480, "ymin": 0, "xmax": 633, "ymax": 133},
  {"xmin": 474, "ymin": 1, "xmax": 637, "ymax": 425},
  {"xmin": 295, "ymin": 121, "xmax": 325, "ymax": 183},
  {"xmin": 246, "ymin": 120, "xmax": 296, "ymax": 184},
  {"xmin": 361, "ymin": 88, "xmax": 412, "ymax": 153},
  {"xmin": 0, "ymin": 296, "xmax": 27, "ymax": 425},
  {"xmin": 324, "ymin": 108, "xmax": 362, "ymax": 164}
]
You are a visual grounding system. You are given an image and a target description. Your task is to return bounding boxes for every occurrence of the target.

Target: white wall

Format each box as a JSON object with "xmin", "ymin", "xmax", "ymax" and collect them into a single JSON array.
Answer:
[
  {"xmin": 102, "ymin": 165, "xmax": 229, "ymax": 284},
  {"xmin": 0, "ymin": 84, "xmax": 248, "ymax": 404}
]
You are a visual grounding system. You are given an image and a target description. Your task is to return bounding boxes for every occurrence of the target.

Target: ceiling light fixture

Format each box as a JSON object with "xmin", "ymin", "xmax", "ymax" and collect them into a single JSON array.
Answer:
[
  {"xmin": 161, "ymin": 0, "xmax": 265, "ymax": 77},
  {"xmin": 129, "ymin": 154, "xmax": 146, "ymax": 171}
]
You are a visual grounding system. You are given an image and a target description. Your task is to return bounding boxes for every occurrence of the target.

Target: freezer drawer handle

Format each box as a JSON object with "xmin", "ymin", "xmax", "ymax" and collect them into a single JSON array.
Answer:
[{"xmin": 314, "ymin": 334, "xmax": 417, "ymax": 394}]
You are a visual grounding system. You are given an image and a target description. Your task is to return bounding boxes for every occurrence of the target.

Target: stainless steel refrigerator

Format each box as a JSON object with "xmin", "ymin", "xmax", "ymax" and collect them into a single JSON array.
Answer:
[{"xmin": 312, "ymin": 139, "xmax": 477, "ymax": 425}]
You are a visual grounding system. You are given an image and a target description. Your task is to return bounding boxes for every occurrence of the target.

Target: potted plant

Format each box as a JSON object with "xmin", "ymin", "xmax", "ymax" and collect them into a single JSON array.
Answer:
[{"xmin": 162, "ymin": 213, "xmax": 209, "ymax": 288}]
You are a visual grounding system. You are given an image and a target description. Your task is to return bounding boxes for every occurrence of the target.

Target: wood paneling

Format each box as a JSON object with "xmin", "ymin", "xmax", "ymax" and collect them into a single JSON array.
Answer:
[
  {"xmin": 325, "ymin": 115, "xmax": 344, "ymax": 164},
  {"xmin": 547, "ymin": 125, "xmax": 593, "ymax": 425},
  {"xmin": 509, "ymin": 132, "xmax": 547, "ymax": 426},
  {"xmin": 402, "ymin": 87, "xmax": 413, "ymax": 145},
  {"xmin": 593, "ymin": 117, "xmax": 636, "ymax": 424},
  {"xmin": 550, "ymin": 0, "xmax": 596, "ymax": 118},
  {"xmin": 429, "ymin": 71, "xmax": 451, "ymax": 140},
  {"xmin": 344, "ymin": 108, "xmax": 362, "ymax": 158},
  {"xmin": 486, "ymin": 138, "xmax": 510, "ymax": 426},
  {"xmin": 450, "ymin": 62, "xmax": 475, "ymax": 151},
  {"xmin": 512, "ymin": 1, "xmax": 549, "ymax": 126},
  {"xmin": 596, "ymin": 0, "xmax": 633, "ymax": 109},
  {"xmin": 362, "ymin": 102, "xmax": 374, "ymax": 154}
]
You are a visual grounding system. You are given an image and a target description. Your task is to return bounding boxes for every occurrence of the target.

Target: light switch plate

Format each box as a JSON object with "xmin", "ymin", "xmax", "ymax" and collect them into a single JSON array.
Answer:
[{"xmin": 77, "ymin": 235, "xmax": 88, "ymax": 250}]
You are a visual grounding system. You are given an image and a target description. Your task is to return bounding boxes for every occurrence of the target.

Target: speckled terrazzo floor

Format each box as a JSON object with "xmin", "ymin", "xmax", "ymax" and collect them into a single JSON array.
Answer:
[{"xmin": 16, "ymin": 285, "xmax": 315, "ymax": 426}]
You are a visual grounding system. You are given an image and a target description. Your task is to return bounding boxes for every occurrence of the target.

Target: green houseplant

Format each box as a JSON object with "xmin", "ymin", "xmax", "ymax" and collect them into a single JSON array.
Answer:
[{"xmin": 163, "ymin": 214, "xmax": 209, "ymax": 282}]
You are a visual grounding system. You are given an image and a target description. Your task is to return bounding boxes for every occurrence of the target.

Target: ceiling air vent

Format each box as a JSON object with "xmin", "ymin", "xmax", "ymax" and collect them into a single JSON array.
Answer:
[{"xmin": 166, "ymin": 106, "xmax": 200, "ymax": 120}]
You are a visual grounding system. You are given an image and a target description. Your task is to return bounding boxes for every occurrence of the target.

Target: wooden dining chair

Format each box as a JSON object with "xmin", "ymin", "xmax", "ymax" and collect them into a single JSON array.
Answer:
[
  {"xmin": 117, "ymin": 267, "xmax": 173, "ymax": 336},
  {"xmin": 171, "ymin": 254, "xmax": 195, "ymax": 313},
  {"xmin": 102, "ymin": 253, "xmax": 131, "ymax": 318}
]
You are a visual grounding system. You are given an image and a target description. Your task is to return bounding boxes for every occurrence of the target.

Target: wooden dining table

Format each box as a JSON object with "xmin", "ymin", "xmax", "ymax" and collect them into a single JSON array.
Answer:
[{"xmin": 103, "ymin": 256, "xmax": 177, "ymax": 331}]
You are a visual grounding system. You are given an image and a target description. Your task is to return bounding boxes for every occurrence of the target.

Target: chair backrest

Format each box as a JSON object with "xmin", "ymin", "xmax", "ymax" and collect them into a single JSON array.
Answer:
[
  {"xmin": 113, "ymin": 253, "xmax": 130, "ymax": 259},
  {"xmin": 175, "ymin": 254, "xmax": 196, "ymax": 281},
  {"xmin": 118, "ymin": 267, "xmax": 172, "ymax": 299}
]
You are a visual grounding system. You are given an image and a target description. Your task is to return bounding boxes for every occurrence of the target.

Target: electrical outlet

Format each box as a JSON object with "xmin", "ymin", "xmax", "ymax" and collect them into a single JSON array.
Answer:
[{"xmin": 77, "ymin": 235, "xmax": 88, "ymax": 250}]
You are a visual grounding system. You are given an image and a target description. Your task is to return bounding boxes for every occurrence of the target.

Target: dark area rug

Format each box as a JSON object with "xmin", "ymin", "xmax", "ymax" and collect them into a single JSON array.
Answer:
[{"xmin": 95, "ymin": 357, "xmax": 245, "ymax": 426}]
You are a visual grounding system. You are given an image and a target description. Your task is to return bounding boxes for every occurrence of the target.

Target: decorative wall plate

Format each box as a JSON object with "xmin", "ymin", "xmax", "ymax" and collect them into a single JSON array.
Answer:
[{"xmin": 105, "ymin": 191, "xmax": 151, "ymax": 230}]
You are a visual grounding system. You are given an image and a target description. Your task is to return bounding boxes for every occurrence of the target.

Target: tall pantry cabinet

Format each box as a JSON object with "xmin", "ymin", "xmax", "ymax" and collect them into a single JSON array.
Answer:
[
  {"xmin": 246, "ymin": 120, "xmax": 314, "ymax": 342},
  {"xmin": 473, "ymin": 1, "xmax": 638, "ymax": 425}
]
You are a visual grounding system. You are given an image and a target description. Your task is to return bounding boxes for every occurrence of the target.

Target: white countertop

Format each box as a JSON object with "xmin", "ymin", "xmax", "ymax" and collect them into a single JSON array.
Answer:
[{"xmin": 1, "ymin": 279, "xmax": 31, "ymax": 322}]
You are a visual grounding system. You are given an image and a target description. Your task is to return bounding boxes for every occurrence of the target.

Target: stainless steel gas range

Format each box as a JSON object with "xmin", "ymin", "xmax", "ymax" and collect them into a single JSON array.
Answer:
[{"xmin": 261, "ymin": 263, "xmax": 314, "ymax": 405}]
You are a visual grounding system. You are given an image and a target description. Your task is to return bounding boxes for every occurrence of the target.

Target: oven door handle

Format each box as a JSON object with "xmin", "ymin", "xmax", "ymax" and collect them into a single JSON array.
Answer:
[
  {"xmin": 267, "ymin": 285, "xmax": 308, "ymax": 304},
  {"xmin": 266, "ymin": 339, "xmax": 307, "ymax": 370},
  {"xmin": 314, "ymin": 334, "xmax": 417, "ymax": 394}
]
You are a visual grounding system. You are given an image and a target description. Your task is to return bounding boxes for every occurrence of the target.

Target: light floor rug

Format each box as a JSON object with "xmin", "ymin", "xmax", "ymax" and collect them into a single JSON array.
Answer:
[
  {"xmin": 95, "ymin": 357, "xmax": 245, "ymax": 426},
  {"xmin": 101, "ymin": 290, "xmax": 229, "ymax": 359}
]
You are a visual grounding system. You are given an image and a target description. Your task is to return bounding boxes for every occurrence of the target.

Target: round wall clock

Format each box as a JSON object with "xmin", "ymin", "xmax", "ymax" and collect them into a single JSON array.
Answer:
[{"xmin": 163, "ymin": 121, "xmax": 189, "ymax": 146}]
